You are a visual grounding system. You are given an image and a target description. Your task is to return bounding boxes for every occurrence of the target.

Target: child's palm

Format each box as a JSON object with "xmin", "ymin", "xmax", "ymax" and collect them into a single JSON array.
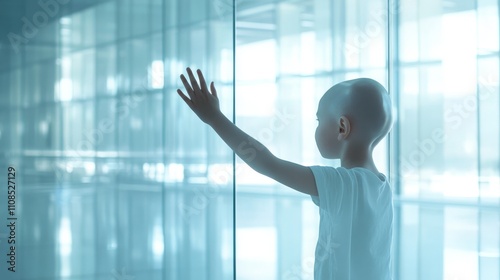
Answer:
[{"xmin": 177, "ymin": 67, "xmax": 221, "ymax": 124}]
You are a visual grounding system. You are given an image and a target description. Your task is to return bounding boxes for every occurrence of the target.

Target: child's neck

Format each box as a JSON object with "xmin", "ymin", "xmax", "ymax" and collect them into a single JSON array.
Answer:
[{"xmin": 340, "ymin": 149, "xmax": 378, "ymax": 174}]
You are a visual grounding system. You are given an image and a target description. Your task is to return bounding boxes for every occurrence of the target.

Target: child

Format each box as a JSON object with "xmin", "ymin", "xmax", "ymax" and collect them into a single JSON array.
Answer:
[{"xmin": 177, "ymin": 67, "xmax": 394, "ymax": 280}]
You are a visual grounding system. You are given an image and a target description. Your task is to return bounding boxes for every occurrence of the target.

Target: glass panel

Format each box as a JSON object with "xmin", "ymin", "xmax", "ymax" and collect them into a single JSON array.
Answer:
[
  {"xmin": 0, "ymin": 1, "xmax": 234, "ymax": 280},
  {"xmin": 235, "ymin": 0, "xmax": 389, "ymax": 279},
  {"xmin": 395, "ymin": 0, "xmax": 500, "ymax": 279}
]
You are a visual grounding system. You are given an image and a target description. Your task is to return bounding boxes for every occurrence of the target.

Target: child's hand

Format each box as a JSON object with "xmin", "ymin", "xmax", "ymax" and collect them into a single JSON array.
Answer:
[{"xmin": 177, "ymin": 67, "xmax": 221, "ymax": 125}]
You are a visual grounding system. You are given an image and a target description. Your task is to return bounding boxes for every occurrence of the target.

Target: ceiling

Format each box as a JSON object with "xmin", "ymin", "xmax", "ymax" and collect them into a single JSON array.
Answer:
[
  {"xmin": 0, "ymin": 0, "xmax": 107, "ymax": 50},
  {"xmin": 0, "ymin": 0, "xmax": 480, "ymax": 53}
]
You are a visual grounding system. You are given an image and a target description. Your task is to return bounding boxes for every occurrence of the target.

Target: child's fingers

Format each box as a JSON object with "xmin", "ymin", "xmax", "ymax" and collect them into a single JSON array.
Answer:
[
  {"xmin": 177, "ymin": 89, "xmax": 194, "ymax": 109},
  {"xmin": 211, "ymin": 81, "xmax": 218, "ymax": 98},
  {"xmin": 186, "ymin": 67, "xmax": 201, "ymax": 93},
  {"xmin": 197, "ymin": 69, "xmax": 209, "ymax": 94},
  {"xmin": 180, "ymin": 74, "xmax": 195, "ymax": 99}
]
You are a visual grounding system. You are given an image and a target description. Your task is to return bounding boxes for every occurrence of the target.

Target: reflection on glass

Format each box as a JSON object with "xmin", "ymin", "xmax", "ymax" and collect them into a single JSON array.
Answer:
[
  {"xmin": 0, "ymin": 0, "xmax": 234, "ymax": 279},
  {"xmin": 395, "ymin": 0, "xmax": 500, "ymax": 279}
]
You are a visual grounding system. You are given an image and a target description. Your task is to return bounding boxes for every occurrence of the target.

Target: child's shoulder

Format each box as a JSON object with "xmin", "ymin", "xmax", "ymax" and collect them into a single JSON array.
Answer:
[{"xmin": 310, "ymin": 165, "xmax": 387, "ymax": 182}]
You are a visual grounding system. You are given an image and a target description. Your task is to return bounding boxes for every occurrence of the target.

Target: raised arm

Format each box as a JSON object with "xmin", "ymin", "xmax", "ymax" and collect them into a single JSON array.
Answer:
[{"xmin": 177, "ymin": 67, "xmax": 317, "ymax": 196}]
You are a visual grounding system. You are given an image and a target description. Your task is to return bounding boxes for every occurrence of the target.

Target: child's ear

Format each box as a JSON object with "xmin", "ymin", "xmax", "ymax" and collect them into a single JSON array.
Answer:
[{"xmin": 338, "ymin": 116, "xmax": 350, "ymax": 140}]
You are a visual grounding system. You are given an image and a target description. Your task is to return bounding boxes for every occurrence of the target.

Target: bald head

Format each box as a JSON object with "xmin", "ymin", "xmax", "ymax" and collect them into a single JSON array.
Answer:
[{"xmin": 319, "ymin": 78, "xmax": 393, "ymax": 147}]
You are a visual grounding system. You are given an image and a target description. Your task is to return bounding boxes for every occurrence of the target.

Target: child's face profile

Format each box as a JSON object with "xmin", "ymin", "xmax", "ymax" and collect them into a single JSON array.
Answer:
[
  {"xmin": 314, "ymin": 88, "xmax": 344, "ymax": 159},
  {"xmin": 315, "ymin": 110, "xmax": 339, "ymax": 159}
]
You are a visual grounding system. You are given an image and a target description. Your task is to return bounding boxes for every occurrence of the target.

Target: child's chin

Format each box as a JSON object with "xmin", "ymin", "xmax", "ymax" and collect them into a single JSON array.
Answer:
[{"xmin": 320, "ymin": 152, "xmax": 337, "ymax": 159}]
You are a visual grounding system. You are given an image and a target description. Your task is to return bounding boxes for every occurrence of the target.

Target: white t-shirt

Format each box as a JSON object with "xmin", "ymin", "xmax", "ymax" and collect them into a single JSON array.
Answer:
[{"xmin": 309, "ymin": 166, "xmax": 393, "ymax": 280}]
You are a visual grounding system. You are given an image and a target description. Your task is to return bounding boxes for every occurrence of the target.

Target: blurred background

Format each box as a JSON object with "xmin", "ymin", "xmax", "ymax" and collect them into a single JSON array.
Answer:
[{"xmin": 0, "ymin": 0, "xmax": 498, "ymax": 279}]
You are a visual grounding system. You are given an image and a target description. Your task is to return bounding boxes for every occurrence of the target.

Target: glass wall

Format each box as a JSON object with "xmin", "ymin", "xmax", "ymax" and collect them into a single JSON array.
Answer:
[
  {"xmin": 0, "ymin": 0, "xmax": 498, "ymax": 280},
  {"xmin": 393, "ymin": 0, "xmax": 500, "ymax": 279},
  {"xmin": 0, "ymin": 0, "xmax": 234, "ymax": 279},
  {"xmin": 392, "ymin": 0, "xmax": 500, "ymax": 279}
]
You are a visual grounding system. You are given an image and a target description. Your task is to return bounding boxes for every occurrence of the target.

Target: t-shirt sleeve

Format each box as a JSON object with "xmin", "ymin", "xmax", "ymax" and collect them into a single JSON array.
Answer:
[{"xmin": 309, "ymin": 165, "xmax": 347, "ymax": 213}]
